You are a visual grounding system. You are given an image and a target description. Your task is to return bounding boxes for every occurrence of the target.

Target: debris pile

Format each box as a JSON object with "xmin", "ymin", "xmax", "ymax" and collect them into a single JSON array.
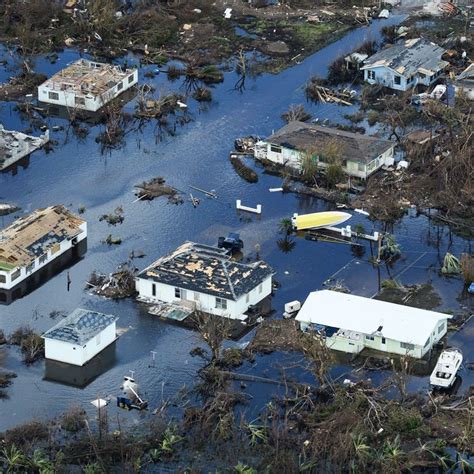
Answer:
[
  {"xmin": 87, "ymin": 264, "xmax": 137, "ymax": 299},
  {"xmin": 134, "ymin": 176, "xmax": 183, "ymax": 204}
]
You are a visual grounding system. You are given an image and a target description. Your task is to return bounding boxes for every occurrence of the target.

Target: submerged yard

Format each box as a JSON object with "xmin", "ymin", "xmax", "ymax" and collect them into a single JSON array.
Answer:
[{"xmin": 0, "ymin": 6, "xmax": 472, "ymax": 471}]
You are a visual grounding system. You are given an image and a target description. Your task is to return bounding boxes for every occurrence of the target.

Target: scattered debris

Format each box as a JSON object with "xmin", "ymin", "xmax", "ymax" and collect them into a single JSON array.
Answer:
[
  {"xmin": 134, "ymin": 177, "xmax": 183, "ymax": 204},
  {"xmin": 87, "ymin": 263, "xmax": 137, "ymax": 299},
  {"xmin": 99, "ymin": 206, "xmax": 124, "ymax": 226}
]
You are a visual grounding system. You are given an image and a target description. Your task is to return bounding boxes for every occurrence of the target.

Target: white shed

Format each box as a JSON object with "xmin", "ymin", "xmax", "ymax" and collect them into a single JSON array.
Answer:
[
  {"xmin": 295, "ymin": 290, "xmax": 450, "ymax": 358},
  {"xmin": 42, "ymin": 309, "xmax": 118, "ymax": 366}
]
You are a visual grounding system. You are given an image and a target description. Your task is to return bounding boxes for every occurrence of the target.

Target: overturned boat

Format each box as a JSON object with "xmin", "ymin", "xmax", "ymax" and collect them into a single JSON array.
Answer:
[
  {"xmin": 292, "ymin": 211, "xmax": 351, "ymax": 231},
  {"xmin": 430, "ymin": 348, "xmax": 463, "ymax": 389}
]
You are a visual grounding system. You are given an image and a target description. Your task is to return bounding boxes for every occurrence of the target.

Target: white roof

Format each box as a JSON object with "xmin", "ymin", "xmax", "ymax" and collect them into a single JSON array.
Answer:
[{"xmin": 295, "ymin": 290, "xmax": 450, "ymax": 346}]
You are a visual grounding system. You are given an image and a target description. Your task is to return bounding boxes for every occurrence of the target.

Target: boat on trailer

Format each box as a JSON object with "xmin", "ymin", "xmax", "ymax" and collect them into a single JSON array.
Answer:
[{"xmin": 430, "ymin": 348, "xmax": 463, "ymax": 389}]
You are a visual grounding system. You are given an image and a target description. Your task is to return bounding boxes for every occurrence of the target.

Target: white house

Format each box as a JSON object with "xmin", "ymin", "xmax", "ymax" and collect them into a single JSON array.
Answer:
[
  {"xmin": 136, "ymin": 242, "xmax": 274, "ymax": 320},
  {"xmin": 0, "ymin": 125, "xmax": 49, "ymax": 171},
  {"xmin": 42, "ymin": 309, "xmax": 118, "ymax": 366},
  {"xmin": 454, "ymin": 63, "xmax": 474, "ymax": 100},
  {"xmin": 38, "ymin": 59, "xmax": 138, "ymax": 112},
  {"xmin": 295, "ymin": 290, "xmax": 450, "ymax": 359},
  {"xmin": 361, "ymin": 38, "xmax": 448, "ymax": 91},
  {"xmin": 254, "ymin": 121, "xmax": 394, "ymax": 179},
  {"xmin": 0, "ymin": 205, "xmax": 87, "ymax": 304}
]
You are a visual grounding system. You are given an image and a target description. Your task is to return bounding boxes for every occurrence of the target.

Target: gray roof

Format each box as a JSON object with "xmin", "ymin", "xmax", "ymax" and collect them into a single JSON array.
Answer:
[
  {"xmin": 139, "ymin": 242, "xmax": 274, "ymax": 301},
  {"xmin": 43, "ymin": 309, "xmax": 118, "ymax": 345},
  {"xmin": 361, "ymin": 38, "xmax": 448, "ymax": 77},
  {"xmin": 457, "ymin": 63, "xmax": 474, "ymax": 82},
  {"xmin": 264, "ymin": 121, "xmax": 393, "ymax": 164}
]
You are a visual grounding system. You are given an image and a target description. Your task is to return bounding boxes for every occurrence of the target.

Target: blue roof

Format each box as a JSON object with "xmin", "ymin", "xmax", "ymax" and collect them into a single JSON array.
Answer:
[{"xmin": 42, "ymin": 308, "xmax": 118, "ymax": 345}]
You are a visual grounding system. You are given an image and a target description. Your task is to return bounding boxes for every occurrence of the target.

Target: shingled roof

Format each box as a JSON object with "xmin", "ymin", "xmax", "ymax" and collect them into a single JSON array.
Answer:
[
  {"xmin": 265, "ymin": 121, "xmax": 393, "ymax": 164},
  {"xmin": 139, "ymin": 242, "xmax": 274, "ymax": 301},
  {"xmin": 43, "ymin": 309, "xmax": 118, "ymax": 345},
  {"xmin": 361, "ymin": 38, "xmax": 448, "ymax": 77}
]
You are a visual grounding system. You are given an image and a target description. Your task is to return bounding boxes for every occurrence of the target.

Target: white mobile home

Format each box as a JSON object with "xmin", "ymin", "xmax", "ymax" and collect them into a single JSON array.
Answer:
[
  {"xmin": 0, "ymin": 205, "xmax": 87, "ymax": 304},
  {"xmin": 295, "ymin": 290, "xmax": 450, "ymax": 359},
  {"xmin": 38, "ymin": 59, "xmax": 138, "ymax": 112},
  {"xmin": 255, "ymin": 121, "xmax": 394, "ymax": 179},
  {"xmin": 454, "ymin": 63, "xmax": 474, "ymax": 100},
  {"xmin": 361, "ymin": 38, "xmax": 448, "ymax": 91},
  {"xmin": 136, "ymin": 242, "xmax": 274, "ymax": 320},
  {"xmin": 43, "ymin": 309, "xmax": 118, "ymax": 366}
]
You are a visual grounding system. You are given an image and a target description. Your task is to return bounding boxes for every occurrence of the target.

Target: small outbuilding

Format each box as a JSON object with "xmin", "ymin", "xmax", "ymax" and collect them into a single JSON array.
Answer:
[
  {"xmin": 43, "ymin": 309, "xmax": 118, "ymax": 366},
  {"xmin": 295, "ymin": 290, "xmax": 450, "ymax": 358}
]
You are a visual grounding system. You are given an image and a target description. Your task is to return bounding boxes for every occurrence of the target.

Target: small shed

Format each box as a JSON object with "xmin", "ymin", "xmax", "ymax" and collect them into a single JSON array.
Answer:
[
  {"xmin": 295, "ymin": 290, "xmax": 450, "ymax": 358},
  {"xmin": 43, "ymin": 309, "xmax": 118, "ymax": 366}
]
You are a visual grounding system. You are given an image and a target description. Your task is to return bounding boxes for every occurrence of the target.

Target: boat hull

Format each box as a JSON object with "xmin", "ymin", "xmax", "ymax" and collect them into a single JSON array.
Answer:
[{"xmin": 292, "ymin": 211, "xmax": 352, "ymax": 231}]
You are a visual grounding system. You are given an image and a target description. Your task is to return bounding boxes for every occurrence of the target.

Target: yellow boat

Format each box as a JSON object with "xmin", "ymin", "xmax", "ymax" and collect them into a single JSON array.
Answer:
[{"xmin": 292, "ymin": 211, "xmax": 351, "ymax": 231}]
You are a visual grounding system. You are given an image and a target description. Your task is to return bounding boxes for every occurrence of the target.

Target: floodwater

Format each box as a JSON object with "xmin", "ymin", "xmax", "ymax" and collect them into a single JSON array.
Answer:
[{"xmin": 0, "ymin": 15, "xmax": 472, "ymax": 431}]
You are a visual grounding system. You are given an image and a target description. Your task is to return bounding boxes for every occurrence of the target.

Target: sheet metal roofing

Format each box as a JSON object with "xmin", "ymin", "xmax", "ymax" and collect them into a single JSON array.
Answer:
[
  {"xmin": 0, "ymin": 205, "xmax": 85, "ymax": 270},
  {"xmin": 43, "ymin": 309, "xmax": 118, "ymax": 345},
  {"xmin": 264, "ymin": 121, "xmax": 393, "ymax": 164},
  {"xmin": 361, "ymin": 38, "xmax": 448, "ymax": 77},
  {"xmin": 40, "ymin": 59, "xmax": 134, "ymax": 96},
  {"xmin": 138, "ymin": 242, "xmax": 274, "ymax": 301},
  {"xmin": 295, "ymin": 290, "xmax": 450, "ymax": 346}
]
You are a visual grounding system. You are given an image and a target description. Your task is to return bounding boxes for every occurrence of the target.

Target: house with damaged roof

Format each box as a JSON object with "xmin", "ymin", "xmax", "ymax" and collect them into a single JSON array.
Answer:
[
  {"xmin": 361, "ymin": 38, "xmax": 448, "ymax": 91},
  {"xmin": 135, "ymin": 242, "xmax": 274, "ymax": 320},
  {"xmin": 254, "ymin": 121, "xmax": 394, "ymax": 179},
  {"xmin": 0, "ymin": 205, "xmax": 87, "ymax": 304}
]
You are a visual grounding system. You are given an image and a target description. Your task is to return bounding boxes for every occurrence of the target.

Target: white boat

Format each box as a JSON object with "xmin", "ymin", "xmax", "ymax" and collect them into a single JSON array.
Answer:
[
  {"xmin": 291, "ymin": 211, "xmax": 351, "ymax": 231},
  {"xmin": 430, "ymin": 348, "xmax": 463, "ymax": 389}
]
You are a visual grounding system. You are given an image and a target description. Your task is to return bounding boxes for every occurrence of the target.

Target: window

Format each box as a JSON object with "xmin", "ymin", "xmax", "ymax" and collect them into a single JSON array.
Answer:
[
  {"xmin": 96, "ymin": 333, "xmax": 101, "ymax": 345},
  {"xmin": 117, "ymin": 81, "xmax": 123, "ymax": 91},
  {"xmin": 194, "ymin": 292, "xmax": 200, "ymax": 301},
  {"xmin": 424, "ymin": 338, "xmax": 430, "ymax": 348},
  {"xmin": 174, "ymin": 287, "xmax": 182, "ymax": 298},
  {"xmin": 152, "ymin": 283, "xmax": 156, "ymax": 297},
  {"xmin": 365, "ymin": 335, "xmax": 375, "ymax": 341},
  {"xmin": 401, "ymin": 342, "xmax": 415, "ymax": 351},
  {"xmin": 438, "ymin": 322, "xmax": 445, "ymax": 334},
  {"xmin": 0, "ymin": 274, "xmax": 5, "ymax": 283},
  {"xmin": 39, "ymin": 254, "xmax": 48, "ymax": 265},
  {"xmin": 25, "ymin": 263, "xmax": 35, "ymax": 275},
  {"xmin": 246, "ymin": 293, "xmax": 249, "ymax": 303},
  {"xmin": 215, "ymin": 297, "xmax": 227, "ymax": 310},
  {"xmin": 394, "ymin": 75, "xmax": 401, "ymax": 85},
  {"xmin": 128, "ymin": 74, "xmax": 134, "ymax": 84},
  {"xmin": 381, "ymin": 337, "xmax": 386, "ymax": 344},
  {"xmin": 270, "ymin": 144, "xmax": 282, "ymax": 153},
  {"xmin": 48, "ymin": 91, "xmax": 59, "ymax": 100},
  {"xmin": 258, "ymin": 284, "xmax": 263, "ymax": 294},
  {"xmin": 11, "ymin": 269, "xmax": 20, "ymax": 281},
  {"xmin": 368, "ymin": 70, "xmax": 375, "ymax": 80},
  {"xmin": 75, "ymin": 96, "xmax": 86, "ymax": 106},
  {"xmin": 419, "ymin": 73, "xmax": 426, "ymax": 79}
]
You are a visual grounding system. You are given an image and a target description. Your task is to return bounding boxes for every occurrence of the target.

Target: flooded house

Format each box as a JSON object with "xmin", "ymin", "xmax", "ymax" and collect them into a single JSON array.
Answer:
[
  {"xmin": 37, "ymin": 59, "xmax": 138, "ymax": 112},
  {"xmin": 361, "ymin": 38, "xmax": 448, "ymax": 91},
  {"xmin": 42, "ymin": 309, "xmax": 118, "ymax": 366},
  {"xmin": 0, "ymin": 125, "xmax": 49, "ymax": 171},
  {"xmin": 254, "ymin": 121, "xmax": 394, "ymax": 179},
  {"xmin": 454, "ymin": 63, "xmax": 474, "ymax": 100},
  {"xmin": 0, "ymin": 205, "xmax": 87, "ymax": 304},
  {"xmin": 136, "ymin": 242, "xmax": 274, "ymax": 321},
  {"xmin": 295, "ymin": 290, "xmax": 450, "ymax": 359}
]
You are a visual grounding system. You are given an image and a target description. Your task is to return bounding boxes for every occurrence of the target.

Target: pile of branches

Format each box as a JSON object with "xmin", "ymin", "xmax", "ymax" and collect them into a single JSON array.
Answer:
[{"xmin": 87, "ymin": 262, "xmax": 137, "ymax": 299}]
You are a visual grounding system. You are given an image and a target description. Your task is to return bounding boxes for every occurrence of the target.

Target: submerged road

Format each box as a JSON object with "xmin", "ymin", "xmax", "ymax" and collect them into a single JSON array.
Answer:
[{"xmin": 0, "ymin": 15, "xmax": 472, "ymax": 430}]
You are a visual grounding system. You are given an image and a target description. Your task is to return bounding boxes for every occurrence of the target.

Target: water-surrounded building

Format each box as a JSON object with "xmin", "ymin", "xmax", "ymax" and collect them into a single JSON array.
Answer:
[
  {"xmin": 0, "ymin": 125, "xmax": 49, "ymax": 171},
  {"xmin": 38, "ymin": 59, "xmax": 138, "ymax": 112},
  {"xmin": 43, "ymin": 309, "xmax": 118, "ymax": 366},
  {"xmin": 255, "ymin": 121, "xmax": 394, "ymax": 179},
  {"xmin": 136, "ymin": 242, "xmax": 274, "ymax": 320},
  {"xmin": 361, "ymin": 38, "xmax": 448, "ymax": 91},
  {"xmin": 295, "ymin": 290, "xmax": 450, "ymax": 359},
  {"xmin": 0, "ymin": 205, "xmax": 87, "ymax": 304}
]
